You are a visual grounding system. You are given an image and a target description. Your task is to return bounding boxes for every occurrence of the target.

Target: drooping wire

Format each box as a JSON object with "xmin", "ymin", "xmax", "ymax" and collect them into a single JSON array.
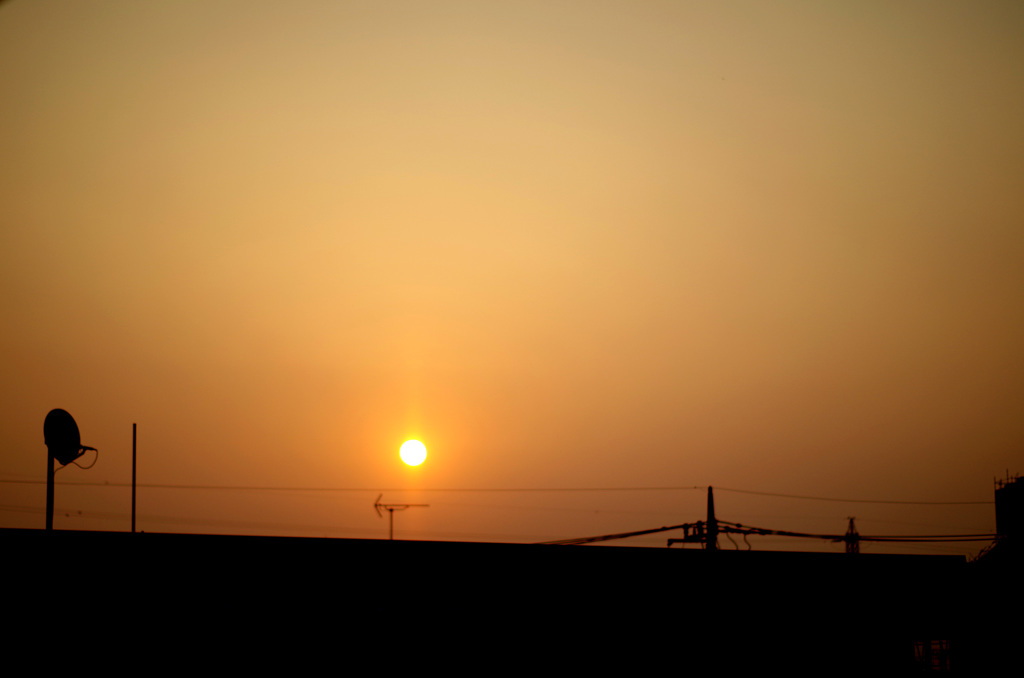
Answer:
[
  {"xmin": 716, "ymin": 520, "xmax": 999, "ymax": 543},
  {"xmin": 70, "ymin": 448, "xmax": 99, "ymax": 470},
  {"xmin": 541, "ymin": 518, "xmax": 999, "ymax": 547}
]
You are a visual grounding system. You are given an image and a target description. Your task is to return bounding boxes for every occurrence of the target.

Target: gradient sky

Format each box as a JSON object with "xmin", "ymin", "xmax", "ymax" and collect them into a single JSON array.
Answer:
[{"xmin": 2, "ymin": 1, "xmax": 1022, "ymax": 554}]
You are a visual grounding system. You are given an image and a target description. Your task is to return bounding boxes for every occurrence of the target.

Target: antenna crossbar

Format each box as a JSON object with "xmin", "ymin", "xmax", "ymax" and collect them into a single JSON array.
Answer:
[{"xmin": 373, "ymin": 494, "xmax": 429, "ymax": 540}]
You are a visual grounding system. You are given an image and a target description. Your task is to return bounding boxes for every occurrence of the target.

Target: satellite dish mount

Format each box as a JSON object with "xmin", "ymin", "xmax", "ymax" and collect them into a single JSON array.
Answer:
[{"xmin": 43, "ymin": 409, "xmax": 96, "ymax": 530}]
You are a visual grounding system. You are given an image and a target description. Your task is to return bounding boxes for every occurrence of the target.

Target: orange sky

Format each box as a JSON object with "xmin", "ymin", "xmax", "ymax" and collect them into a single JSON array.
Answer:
[{"xmin": 1, "ymin": 1, "xmax": 1021, "ymax": 553}]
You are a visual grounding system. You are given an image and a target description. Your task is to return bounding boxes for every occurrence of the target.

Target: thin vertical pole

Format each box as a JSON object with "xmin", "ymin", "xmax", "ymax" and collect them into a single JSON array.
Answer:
[
  {"xmin": 132, "ymin": 423, "xmax": 137, "ymax": 533},
  {"xmin": 706, "ymin": 485, "xmax": 718, "ymax": 551},
  {"xmin": 46, "ymin": 452, "xmax": 54, "ymax": 531},
  {"xmin": 389, "ymin": 509, "xmax": 394, "ymax": 540}
]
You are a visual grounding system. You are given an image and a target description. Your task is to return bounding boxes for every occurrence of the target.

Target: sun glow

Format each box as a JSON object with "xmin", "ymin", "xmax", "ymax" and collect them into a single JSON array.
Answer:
[{"xmin": 400, "ymin": 440, "xmax": 427, "ymax": 466}]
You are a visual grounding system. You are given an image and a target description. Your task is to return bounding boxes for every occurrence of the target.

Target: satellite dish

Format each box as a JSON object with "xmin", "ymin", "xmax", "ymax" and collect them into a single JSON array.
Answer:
[
  {"xmin": 43, "ymin": 408, "xmax": 98, "ymax": 530},
  {"xmin": 44, "ymin": 408, "xmax": 85, "ymax": 466}
]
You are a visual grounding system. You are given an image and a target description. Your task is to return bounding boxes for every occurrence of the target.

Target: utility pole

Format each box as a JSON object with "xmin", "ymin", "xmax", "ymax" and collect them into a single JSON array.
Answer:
[
  {"xmin": 706, "ymin": 485, "xmax": 718, "ymax": 551},
  {"xmin": 665, "ymin": 485, "xmax": 720, "ymax": 549}
]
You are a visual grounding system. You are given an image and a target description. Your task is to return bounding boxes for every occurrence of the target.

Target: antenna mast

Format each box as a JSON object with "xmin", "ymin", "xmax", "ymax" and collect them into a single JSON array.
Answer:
[{"xmin": 374, "ymin": 494, "xmax": 429, "ymax": 540}]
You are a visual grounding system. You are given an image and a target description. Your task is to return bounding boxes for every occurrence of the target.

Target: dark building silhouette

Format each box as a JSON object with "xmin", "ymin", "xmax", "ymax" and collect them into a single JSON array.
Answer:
[
  {"xmin": 994, "ymin": 473, "xmax": 1022, "ymax": 540},
  {"xmin": 957, "ymin": 474, "xmax": 1021, "ymax": 673}
]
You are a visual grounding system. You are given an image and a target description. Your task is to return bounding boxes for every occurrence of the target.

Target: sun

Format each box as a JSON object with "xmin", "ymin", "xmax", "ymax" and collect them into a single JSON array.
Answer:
[{"xmin": 400, "ymin": 439, "xmax": 427, "ymax": 466}]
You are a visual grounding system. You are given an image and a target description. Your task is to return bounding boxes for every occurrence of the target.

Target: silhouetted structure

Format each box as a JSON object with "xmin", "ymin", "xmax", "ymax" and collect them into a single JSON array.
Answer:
[
  {"xmin": 994, "ymin": 473, "xmax": 1021, "ymax": 539},
  {"xmin": 42, "ymin": 409, "xmax": 96, "ymax": 530},
  {"xmin": 975, "ymin": 473, "xmax": 1022, "ymax": 569},
  {"xmin": 4, "ymin": 526, "xmax": 985, "ymax": 671},
  {"xmin": 961, "ymin": 473, "xmax": 1021, "ymax": 673}
]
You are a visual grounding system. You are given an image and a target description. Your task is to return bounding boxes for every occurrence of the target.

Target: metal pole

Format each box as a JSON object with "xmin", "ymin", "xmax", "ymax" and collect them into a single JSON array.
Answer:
[
  {"xmin": 46, "ymin": 452, "xmax": 54, "ymax": 531},
  {"xmin": 132, "ymin": 423, "xmax": 137, "ymax": 533},
  {"xmin": 389, "ymin": 508, "xmax": 395, "ymax": 540}
]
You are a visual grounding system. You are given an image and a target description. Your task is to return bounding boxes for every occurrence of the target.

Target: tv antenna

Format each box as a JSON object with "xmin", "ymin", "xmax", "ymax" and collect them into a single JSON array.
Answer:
[
  {"xmin": 43, "ymin": 409, "xmax": 98, "ymax": 530},
  {"xmin": 374, "ymin": 494, "xmax": 429, "ymax": 540}
]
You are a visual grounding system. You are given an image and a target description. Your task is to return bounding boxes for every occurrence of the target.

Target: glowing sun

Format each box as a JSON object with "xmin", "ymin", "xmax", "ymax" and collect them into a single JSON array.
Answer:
[{"xmin": 400, "ymin": 439, "xmax": 427, "ymax": 466}]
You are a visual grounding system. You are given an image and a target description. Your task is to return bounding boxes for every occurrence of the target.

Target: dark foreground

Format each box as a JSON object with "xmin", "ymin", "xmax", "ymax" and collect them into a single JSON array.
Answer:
[{"xmin": 4, "ymin": 528, "xmax": 1011, "ymax": 672}]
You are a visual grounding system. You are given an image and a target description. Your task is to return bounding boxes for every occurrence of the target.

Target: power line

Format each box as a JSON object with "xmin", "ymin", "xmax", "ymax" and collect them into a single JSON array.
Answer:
[
  {"xmin": 0, "ymin": 479, "xmax": 705, "ymax": 493},
  {"xmin": 542, "ymin": 520, "xmax": 999, "ymax": 547},
  {"xmin": 540, "ymin": 523, "xmax": 692, "ymax": 546},
  {"xmin": 716, "ymin": 520, "xmax": 999, "ymax": 543},
  {"xmin": 715, "ymin": 486, "xmax": 992, "ymax": 505},
  {"xmin": 0, "ymin": 478, "xmax": 993, "ymax": 505}
]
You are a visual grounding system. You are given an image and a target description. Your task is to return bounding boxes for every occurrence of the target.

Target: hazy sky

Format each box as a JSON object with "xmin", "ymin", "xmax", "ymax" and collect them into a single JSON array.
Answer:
[{"xmin": 2, "ymin": 1, "xmax": 1021, "ymax": 553}]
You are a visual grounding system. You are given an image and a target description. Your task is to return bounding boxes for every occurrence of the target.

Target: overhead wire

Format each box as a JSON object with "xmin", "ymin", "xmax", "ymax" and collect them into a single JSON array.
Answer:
[
  {"xmin": 715, "ymin": 520, "xmax": 998, "ymax": 543},
  {"xmin": 0, "ymin": 479, "xmax": 994, "ymax": 505},
  {"xmin": 0, "ymin": 480, "xmax": 706, "ymax": 493},
  {"xmin": 0, "ymin": 478, "xmax": 995, "ymax": 552},
  {"xmin": 714, "ymin": 486, "xmax": 991, "ymax": 505},
  {"xmin": 536, "ymin": 518, "xmax": 999, "ymax": 547}
]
